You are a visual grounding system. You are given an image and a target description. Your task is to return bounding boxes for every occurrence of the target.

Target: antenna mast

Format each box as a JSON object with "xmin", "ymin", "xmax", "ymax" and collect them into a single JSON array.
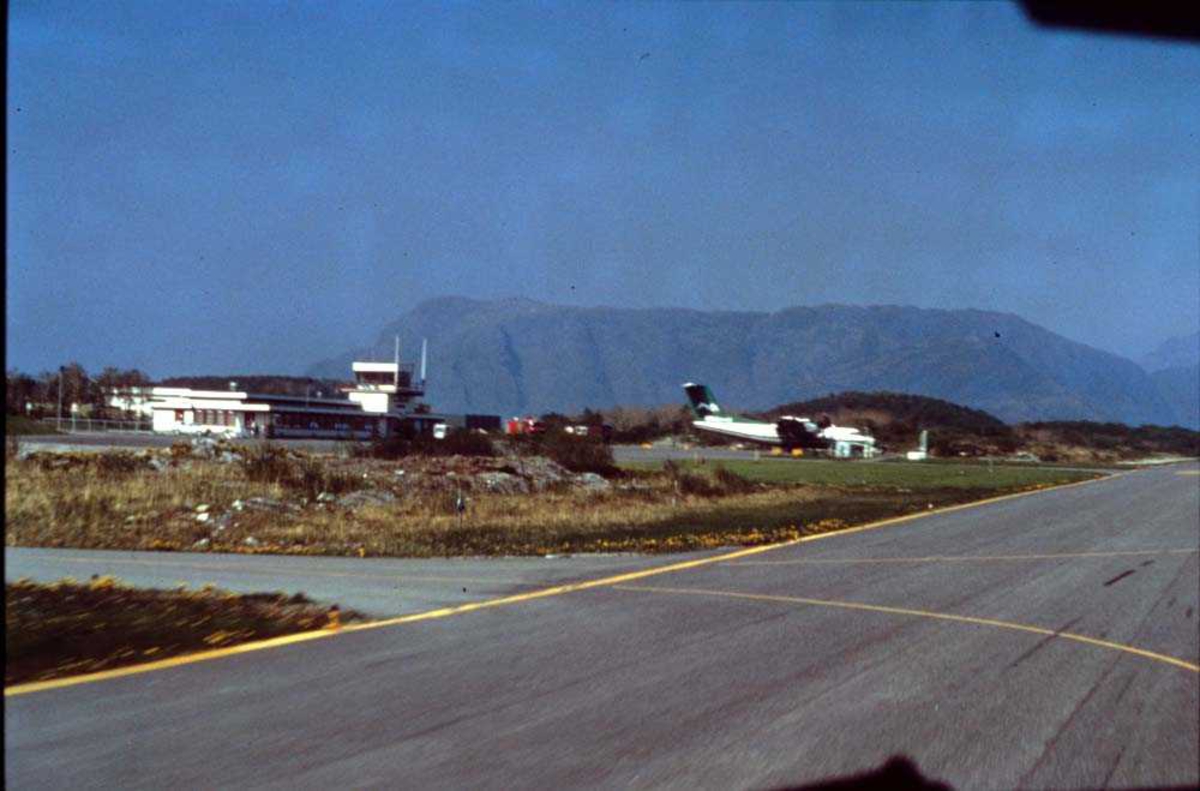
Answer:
[
  {"xmin": 420, "ymin": 338, "xmax": 428, "ymax": 387},
  {"xmin": 393, "ymin": 335, "xmax": 400, "ymax": 389}
]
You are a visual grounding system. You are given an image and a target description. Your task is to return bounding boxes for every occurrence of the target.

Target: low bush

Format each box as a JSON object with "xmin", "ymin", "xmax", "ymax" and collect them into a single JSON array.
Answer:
[
  {"xmin": 660, "ymin": 461, "xmax": 757, "ymax": 497},
  {"xmin": 663, "ymin": 459, "xmax": 715, "ymax": 496},
  {"xmin": 93, "ymin": 452, "xmax": 145, "ymax": 478},
  {"xmin": 712, "ymin": 465, "xmax": 756, "ymax": 494},
  {"xmin": 436, "ymin": 429, "xmax": 497, "ymax": 457},
  {"xmin": 239, "ymin": 443, "xmax": 297, "ymax": 484},
  {"xmin": 358, "ymin": 428, "xmax": 497, "ymax": 460},
  {"xmin": 240, "ymin": 445, "xmax": 358, "ymax": 498},
  {"xmin": 290, "ymin": 457, "xmax": 359, "ymax": 500},
  {"xmin": 536, "ymin": 431, "xmax": 617, "ymax": 475}
]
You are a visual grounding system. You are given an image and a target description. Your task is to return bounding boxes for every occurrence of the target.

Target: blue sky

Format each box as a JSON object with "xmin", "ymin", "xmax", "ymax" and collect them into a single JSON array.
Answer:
[{"xmin": 8, "ymin": 1, "xmax": 1199, "ymax": 376}]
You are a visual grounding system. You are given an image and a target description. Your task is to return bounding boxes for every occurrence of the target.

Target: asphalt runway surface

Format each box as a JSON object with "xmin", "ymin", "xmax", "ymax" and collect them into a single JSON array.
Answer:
[
  {"xmin": 4, "ymin": 548, "xmax": 694, "ymax": 617},
  {"xmin": 7, "ymin": 464, "xmax": 1199, "ymax": 789}
]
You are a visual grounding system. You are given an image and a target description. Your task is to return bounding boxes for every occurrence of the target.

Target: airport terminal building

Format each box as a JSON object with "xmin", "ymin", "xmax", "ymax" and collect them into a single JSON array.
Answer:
[{"xmin": 148, "ymin": 359, "xmax": 444, "ymax": 440}]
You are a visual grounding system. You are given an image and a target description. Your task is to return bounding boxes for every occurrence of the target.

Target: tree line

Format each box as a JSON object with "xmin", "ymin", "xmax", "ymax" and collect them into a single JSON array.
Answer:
[{"xmin": 6, "ymin": 365, "xmax": 153, "ymax": 418}]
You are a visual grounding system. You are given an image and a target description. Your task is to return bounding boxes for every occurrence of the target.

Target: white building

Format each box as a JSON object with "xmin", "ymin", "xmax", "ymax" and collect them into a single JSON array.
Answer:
[
  {"xmin": 906, "ymin": 430, "xmax": 929, "ymax": 461},
  {"xmin": 107, "ymin": 387, "xmax": 156, "ymax": 417},
  {"xmin": 819, "ymin": 425, "xmax": 878, "ymax": 459},
  {"xmin": 148, "ymin": 356, "xmax": 442, "ymax": 440}
]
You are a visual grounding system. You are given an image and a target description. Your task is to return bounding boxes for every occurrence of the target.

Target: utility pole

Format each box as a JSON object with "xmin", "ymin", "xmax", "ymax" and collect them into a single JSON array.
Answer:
[{"xmin": 57, "ymin": 366, "xmax": 64, "ymax": 432}]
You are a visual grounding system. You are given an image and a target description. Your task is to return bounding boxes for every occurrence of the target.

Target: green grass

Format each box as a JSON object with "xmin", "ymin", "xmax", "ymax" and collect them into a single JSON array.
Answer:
[
  {"xmin": 619, "ymin": 458, "xmax": 1101, "ymax": 489},
  {"xmin": 920, "ymin": 457, "xmax": 1125, "ymax": 471},
  {"xmin": 4, "ymin": 415, "xmax": 60, "ymax": 436}
]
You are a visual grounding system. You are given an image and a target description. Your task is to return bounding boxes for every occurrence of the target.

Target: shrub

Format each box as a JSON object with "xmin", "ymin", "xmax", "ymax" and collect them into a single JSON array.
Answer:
[
  {"xmin": 357, "ymin": 428, "xmax": 496, "ymax": 460},
  {"xmin": 663, "ymin": 459, "xmax": 716, "ymax": 496},
  {"xmin": 290, "ymin": 457, "xmax": 358, "ymax": 500},
  {"xmin": 239, "ymin": 443, "xmax": 297, "ymax": 484},
  {"xmin": 712, "ymin": 465, "xmax": 756, "ymax": 494},
  {"xmin": 93, "ymin": 452, "xmax": 143, "ymax": 478},
  {"xmin": 239, "ymin": 445, "xmax": 359, "ymax": 498},
  {"xmin": 436, "ymin": 429, "xmax": 497, "ymax": 457},
  {"xmin": 674, "ymin": 471, "xmax": 716, "ymax": 496},
  {"xmin": 659, "ymin": 461, "xmax": 755, "ymax": 497},
  {"xmin": 537, "ymin": 431, "xmax": 617, "ymax": 475}
]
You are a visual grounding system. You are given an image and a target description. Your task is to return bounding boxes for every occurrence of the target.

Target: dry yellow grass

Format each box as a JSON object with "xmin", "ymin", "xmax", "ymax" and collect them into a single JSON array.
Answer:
[
  {"xmin": 5, "ymin": 453, "xmax": 1056, "ymax": 557},
  {"xmin": 6, "ymin": 576, "xmax": 358, "ymax": 685}
]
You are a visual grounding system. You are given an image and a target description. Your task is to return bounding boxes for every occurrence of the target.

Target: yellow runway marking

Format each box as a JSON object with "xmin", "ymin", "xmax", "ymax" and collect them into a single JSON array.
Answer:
[
  {"xmin": 4, "ymin": 630, "xmax": 338, "ymax": 696},
  {"xmin": 614, "ymin": 584, "xmax": 1200, "ymax": 673},
  {"xmin": 733, "ymin": 548, "xmax": 1200, "ymax": 566},
  {"xmin": 4, "ymin": 472, "xmax": 1118, "ymax": 697},
  {"xmin": 339, "ymin": 541, "xmax": 794, "ymax": 632},
  {"xmin": 1177, "ymin": 470, "xmax": 1200, "ymax": 476},
  {"xmin": 342, "ymin": 475, "xmax": 1118, "ymax": 634},
  {"xmin": 5, "ymin": 540, "xmax": 795, "ymax": 697}
]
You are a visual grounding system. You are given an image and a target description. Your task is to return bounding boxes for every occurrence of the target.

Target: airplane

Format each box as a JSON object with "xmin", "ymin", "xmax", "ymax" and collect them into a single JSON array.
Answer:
[{"xmin": 682, "ymin": 383, "xmax": 877, "ymax": 457}]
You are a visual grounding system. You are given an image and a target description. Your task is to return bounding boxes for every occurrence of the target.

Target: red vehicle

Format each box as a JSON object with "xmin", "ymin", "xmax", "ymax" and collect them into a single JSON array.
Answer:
[{"xmin": 505, "ymin": 416, "xmax": 546, "ymax": 435}]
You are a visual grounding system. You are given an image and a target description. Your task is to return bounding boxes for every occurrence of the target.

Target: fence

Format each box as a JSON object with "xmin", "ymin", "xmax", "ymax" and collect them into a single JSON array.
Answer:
[{"xmin": 40, "ymin": 418, "xmax": 154, "ymax": 434}]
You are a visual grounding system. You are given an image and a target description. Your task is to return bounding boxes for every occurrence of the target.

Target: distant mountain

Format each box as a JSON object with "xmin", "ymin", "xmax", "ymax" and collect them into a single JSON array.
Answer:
[
  {"xmin": 308, "ymin": 297, "xmax": 1177, "ymax": 426},
  {"xmin": 1140, "ymin": 331, "xmax": 1200, "ymax": 372},
  {"xmin": 1140, "ymin": 332, "xmax": 1199, "ymax": 428},
  {"xmin": 1151, "ymin": 364, "xmax": 1199, "ymax": 429}
]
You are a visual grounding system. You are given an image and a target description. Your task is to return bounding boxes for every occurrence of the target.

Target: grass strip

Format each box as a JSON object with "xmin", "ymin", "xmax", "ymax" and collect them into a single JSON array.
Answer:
[
  {"xmin": 4, "ymin": 416, "xmax": 62, "ymax": 436},
  {"xmin": 618, "ymin": 458, "xmax": 1102, "ymax": 488},
  {"xmin": 5, "ymin": 577, "xmax": 360, "ymax": 686}
]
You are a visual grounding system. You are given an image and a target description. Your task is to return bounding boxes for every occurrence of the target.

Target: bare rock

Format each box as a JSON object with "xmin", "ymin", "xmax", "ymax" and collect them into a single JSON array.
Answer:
[
  {"xmin": 575, "ymin": 472, "xmax": 611, "ymax": 491},
  {"xmin": 243, "ymin": 497, "xmax": 300, "ymax": 513},
  {"xmin": 336, "ymin": 489, "xmax": 397, "ymax": 509},
  {"xmin": 475, "ymin": 471, "xmax": 530, "ymax": 494}
]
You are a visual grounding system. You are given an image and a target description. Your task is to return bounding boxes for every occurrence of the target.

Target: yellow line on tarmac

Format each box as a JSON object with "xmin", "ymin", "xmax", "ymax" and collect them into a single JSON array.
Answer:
[
  {"xmin": 1177, "ymin": 470, "xmax": 1200, "ymax": 476},
  {"xmin": 613, "ymin": 584, "xmax": 1200, "ymax": 673},
  {"xmin": 733, "ymin": 548, "xmax": 1200, "ymax": 566},
  {"xmin": 339, "ymin": 540, "xmax": 794, "ymax": 632},
  {"xmin": 341, "ymin": 475, "xmax": 1117, "ymax": 633},
  {"xmin": 4, "ymin": 472, "xmax": 1117, "ymax": 697},
  {"xmin": 4, "ymin": 630, "xmax": 338, "ymax": 697}
]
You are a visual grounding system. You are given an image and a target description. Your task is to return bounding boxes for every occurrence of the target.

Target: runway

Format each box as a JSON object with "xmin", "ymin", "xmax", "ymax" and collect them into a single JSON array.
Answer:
[{"xmin": 6, "ymin": 463, "xmax": 1198, "ymax": 789}]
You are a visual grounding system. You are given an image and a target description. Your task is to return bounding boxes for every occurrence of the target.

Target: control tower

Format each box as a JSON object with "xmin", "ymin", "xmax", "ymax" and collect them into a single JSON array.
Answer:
[{"xmin": 345, "ymin": 338, "xmax": 428, "ymax": 416}]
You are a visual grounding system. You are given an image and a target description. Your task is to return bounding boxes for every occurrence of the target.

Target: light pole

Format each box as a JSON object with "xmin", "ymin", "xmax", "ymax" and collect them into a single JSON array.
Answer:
[{"xmin": 57, "ymin": 366, "xmax": 64, "ymax": 432}]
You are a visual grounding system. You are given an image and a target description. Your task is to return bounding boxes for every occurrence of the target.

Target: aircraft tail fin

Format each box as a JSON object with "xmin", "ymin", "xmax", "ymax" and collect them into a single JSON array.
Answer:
[{"xmin": 683, "ymin": 383, "xmax": 721, "ymax": 418}]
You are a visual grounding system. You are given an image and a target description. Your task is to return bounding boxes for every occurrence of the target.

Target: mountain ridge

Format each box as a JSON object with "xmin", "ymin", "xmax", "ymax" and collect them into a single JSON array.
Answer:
[
  {"xmin": 1141, "ymin": 330, "xmax": 1200, "ymax": 373},
  {"xmin": 308, "ymin": 298, "xmax": 1185, "ymax": 426}
]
